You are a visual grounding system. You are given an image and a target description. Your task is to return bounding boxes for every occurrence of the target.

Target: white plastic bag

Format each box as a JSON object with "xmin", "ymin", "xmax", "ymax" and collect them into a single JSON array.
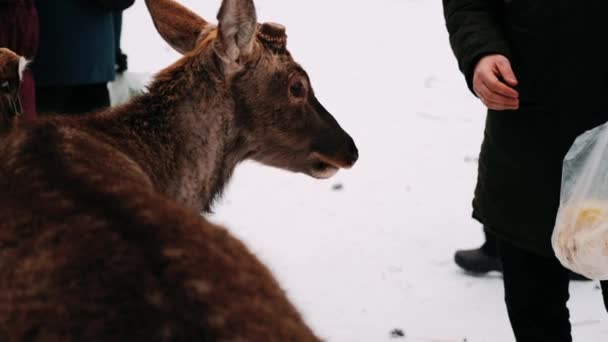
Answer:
[
  {"xmin": 108, "ymin": 72, "xmax": 152, "ymax": 106},
  {"xmin": 553, "ymin": 121, "xmax": 608, "ymax": 280}
]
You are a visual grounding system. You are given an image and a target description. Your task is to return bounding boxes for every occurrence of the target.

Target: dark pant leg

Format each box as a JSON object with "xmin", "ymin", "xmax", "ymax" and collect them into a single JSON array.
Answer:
[
  {"xmin": 602, "ymin": 281, "xmax": 608, "ymax": 312},
  {"xmin": 498, "ymin": 239, "xmax": 572, "ymax": 342},
  {"xmin": 71, "ymin": 83, "xmax": 110, "ymax": 114},
  {"xmin": 36, "ymin": 83, "xmax": 109, "ymax": 115},
  {"xmin": 36, "ymin": 85, "xmax": 72, "ymax": 115},
  {"xmin": 482, "ymin": 226, "xmax": 498, "ymax": 257}
]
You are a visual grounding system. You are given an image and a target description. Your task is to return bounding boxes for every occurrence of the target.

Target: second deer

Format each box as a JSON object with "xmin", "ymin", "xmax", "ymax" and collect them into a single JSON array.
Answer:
[{"xmin": 0, "ymin": 48, "xmax": 25, "ymax": 134}]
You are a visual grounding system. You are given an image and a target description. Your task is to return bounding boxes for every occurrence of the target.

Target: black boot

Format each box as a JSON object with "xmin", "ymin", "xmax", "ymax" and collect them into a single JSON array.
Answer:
[
  {"xmin": 455, "ymin": 246, "xmax": 502, "ymax": 274},
  {"xmin": 455, "ymin": 226, "xmax": 502, "ymax": 274}
]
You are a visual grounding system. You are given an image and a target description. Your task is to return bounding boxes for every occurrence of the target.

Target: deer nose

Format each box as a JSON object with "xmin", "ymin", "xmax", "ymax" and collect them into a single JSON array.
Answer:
[{"xmin": 347, "ymin": 139, "xmax": 359, "ymax": 166}]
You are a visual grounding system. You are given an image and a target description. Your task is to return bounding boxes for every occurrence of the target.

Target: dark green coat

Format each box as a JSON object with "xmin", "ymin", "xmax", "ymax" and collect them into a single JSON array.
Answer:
[
  {"xmin": 443, "ymin": 0, "xmax": 608, "ymax": 256},
  {"xmin": 33, "ymin": 0, "xmax": 116, "ymax": 86}
]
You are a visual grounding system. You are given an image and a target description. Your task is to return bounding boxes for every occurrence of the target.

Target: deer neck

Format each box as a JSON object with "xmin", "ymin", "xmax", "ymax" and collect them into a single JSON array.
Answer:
[
  {"xmin": 107, "ymin": 54, "xmax": 249, "ymax": 213},
  {"xmin": 163, "ymin": 97, "xmax": 247, "ymax": 213}
]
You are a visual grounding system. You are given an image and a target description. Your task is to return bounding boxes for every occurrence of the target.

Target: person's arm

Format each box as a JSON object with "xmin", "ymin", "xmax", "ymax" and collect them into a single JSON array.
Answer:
[
  {"xmin": 443, "ymin": 0, "xmax": 518, "ymax": 110},
  {"xmin": 443, "ymin": 0, "xmax": 511, "ymax": 92}
]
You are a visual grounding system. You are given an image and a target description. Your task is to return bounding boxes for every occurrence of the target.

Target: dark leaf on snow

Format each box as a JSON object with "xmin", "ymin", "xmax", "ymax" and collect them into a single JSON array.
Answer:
[{"xmin": 390, "ymin": 329, "xmax": 405, "ymax": 338}]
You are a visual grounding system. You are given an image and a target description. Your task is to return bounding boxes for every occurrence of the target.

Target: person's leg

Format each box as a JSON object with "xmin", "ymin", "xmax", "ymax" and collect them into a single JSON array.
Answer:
[
  {"xmin": 481, "ymin": 226, "xmax": 498, "ymax": 257},
  {"xmin": 498, "ymin": 239, "xmax": 572, "ymax": 342},
  {"xmin": 601, "ymin": 281, "xmax": 608, "ymax": 312},
  {"xmin": 36, "ymin": 85, "xmax": 72, "ymax": 115},
  {"xmin": 454, "ymin": 225, "xmax": 502, "ymax": 273},
  {"xmin": 70, "ymin": 83, "xmax": 111, "ymax": 114},
  {"xmin": 37, "ymin": 83, "xmax": 110, "ymax": 115}
]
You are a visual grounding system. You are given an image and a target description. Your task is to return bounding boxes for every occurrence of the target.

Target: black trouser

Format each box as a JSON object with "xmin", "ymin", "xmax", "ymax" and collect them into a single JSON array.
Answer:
[
  {"xmin": 36, "ymin": 83, "xmax": 110, "ymax": 115},
  {"xmin": 481, "ymin": 226, "xmax": 499, "ymax": 257},
  {"xmin": 498, "ymin": 238, "xmax": 608, "ymax": 342}
]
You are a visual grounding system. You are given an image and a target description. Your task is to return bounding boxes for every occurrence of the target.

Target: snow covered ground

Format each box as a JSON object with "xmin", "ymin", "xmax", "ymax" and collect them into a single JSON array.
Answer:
[{"xmin": 121, "ymin": 1, "xmax": 608, "ymax": 341}]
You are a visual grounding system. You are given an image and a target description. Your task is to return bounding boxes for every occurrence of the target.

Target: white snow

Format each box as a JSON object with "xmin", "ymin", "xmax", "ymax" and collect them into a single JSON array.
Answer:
[{"xmin": 121, "ymin": 1, "xmax": 608, "ymax": 341}]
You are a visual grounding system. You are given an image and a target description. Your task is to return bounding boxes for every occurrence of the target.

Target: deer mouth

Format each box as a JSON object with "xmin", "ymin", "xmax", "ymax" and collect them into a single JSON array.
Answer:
[{"xmin": 308, "ymin": 152, "xmax": 350, "ymax": 179}]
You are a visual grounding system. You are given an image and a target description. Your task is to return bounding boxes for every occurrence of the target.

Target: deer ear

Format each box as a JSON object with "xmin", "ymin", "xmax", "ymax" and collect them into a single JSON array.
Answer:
[
  {"xmin": 18, "ymin": 57, "xmax": 28, "ymax": 81},
  {"xmin": 145, "ymin": 0, "xmax": 210, "ymax": 55},
  {"xmin": 217, "ymin": 0, "xmax": 258, "ymax": 64}
]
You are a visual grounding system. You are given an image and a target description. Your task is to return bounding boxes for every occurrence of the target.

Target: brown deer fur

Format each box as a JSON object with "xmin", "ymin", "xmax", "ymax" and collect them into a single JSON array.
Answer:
[
  {"xmin": 0, "ymin": 48, "xmax": 23, "ymax": 134},
  {"xmin": 0, "ymin": 0, "xmax": 357, "ymax": 341}
]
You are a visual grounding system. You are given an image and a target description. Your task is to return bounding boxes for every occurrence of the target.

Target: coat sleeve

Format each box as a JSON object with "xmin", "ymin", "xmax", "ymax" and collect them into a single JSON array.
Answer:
[{"xmin": 443, "ymin": 0, "xmax": 512, "ymax": 94}]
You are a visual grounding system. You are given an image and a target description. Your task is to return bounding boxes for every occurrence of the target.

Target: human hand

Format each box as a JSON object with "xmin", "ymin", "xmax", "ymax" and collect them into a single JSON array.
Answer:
[
  {"xmin": 116, "ymin": 52, "xmax": 128, "ymax": 74},
  {"xmin": 473, "ymin": 55, "xmax": 519, "ymax": 111}
]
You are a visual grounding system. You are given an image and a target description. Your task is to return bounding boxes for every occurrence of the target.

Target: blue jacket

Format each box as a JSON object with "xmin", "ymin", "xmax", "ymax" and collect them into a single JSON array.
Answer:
[{"xmin": 33, "ymin": 0, "xmax": 116, "ymax": 86}]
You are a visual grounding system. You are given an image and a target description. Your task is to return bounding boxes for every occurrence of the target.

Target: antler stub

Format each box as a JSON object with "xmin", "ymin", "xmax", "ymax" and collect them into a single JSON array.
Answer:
[{"xmin": 258, "ymin": 22, "xmax": 287, "ymax": 52}]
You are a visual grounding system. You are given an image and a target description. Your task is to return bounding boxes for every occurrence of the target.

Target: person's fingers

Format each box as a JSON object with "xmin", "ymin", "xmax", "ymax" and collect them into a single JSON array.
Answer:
[
  {"xmin": 480, "ymin": 71, "xmax": 519, "ymax": 99},
  {"xmin": 487, "ymin": 100, "xmax": 519, "ymax": 111},
  {"xmin": 495, "ymin": 58, "xmax": 519, "ymax": 87},
  {"xmin": 481, "ymin": 97, "xmax": 519, "ymax": 111},
  {"xmin": 482, "ymin": 97, "xmax": 519, "ymax": 110},
  {"xmin": 476, "ymin": 83, "xmax": 519, "ymax": 110},
  {"xmin": 478, "ymin": 82, "xmax": 519, "ymax": 107},
  {"xmin": 473, "ymin": 55, "xmax": 520, "ymax": 110}
]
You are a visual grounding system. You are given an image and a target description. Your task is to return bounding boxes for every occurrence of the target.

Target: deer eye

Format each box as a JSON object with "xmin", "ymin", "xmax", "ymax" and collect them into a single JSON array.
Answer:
[{"xmin": 290, "ymin": 81, "xmax": 304, "ymax": 98}]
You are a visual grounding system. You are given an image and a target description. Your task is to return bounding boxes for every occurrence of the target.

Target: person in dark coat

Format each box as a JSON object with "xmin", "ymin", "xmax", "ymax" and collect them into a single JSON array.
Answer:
[
  {"xmin": 32, "ymin": 0, "xmax": 118, "ymax": 114},
  {"xmin": 443, "ymin": 1, "xmax": 608, "ymax": 341},
  {"xmin": 113, "ymin": 11, "xmax": 128, "ymax": 74},
  {"xmin": 0, "ymin": 0, "xmax": 38, "ymax": 121}
]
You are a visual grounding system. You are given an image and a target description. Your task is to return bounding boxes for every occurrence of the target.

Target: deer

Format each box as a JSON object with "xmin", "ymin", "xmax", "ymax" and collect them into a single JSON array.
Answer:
[
  {"xmin": 0, "ymin": 48, "xmax": 25, "ymax": 134},
  {"xmin": 0, "ymin": 0, "xmax": 358, "ymax": 341}
]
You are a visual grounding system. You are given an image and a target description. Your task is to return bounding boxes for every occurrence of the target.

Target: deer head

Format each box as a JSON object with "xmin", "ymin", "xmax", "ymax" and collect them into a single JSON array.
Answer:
[
  {"xmin": 145, "ymin": 0, "xmax": 358, "ymax": 179},
  {"xmin": 0, "ymin": 48, "xmax": 24, "ymax": 126}
]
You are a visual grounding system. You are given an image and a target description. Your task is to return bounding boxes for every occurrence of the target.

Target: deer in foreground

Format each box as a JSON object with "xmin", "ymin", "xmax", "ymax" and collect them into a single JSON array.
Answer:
[
  {"xmin": 0, "ymin": 0, "xmax": 358, "ymax": 341},
  {"xmin": 0, "ymin": 48, "xmax": 25, "ymax": 134}
]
